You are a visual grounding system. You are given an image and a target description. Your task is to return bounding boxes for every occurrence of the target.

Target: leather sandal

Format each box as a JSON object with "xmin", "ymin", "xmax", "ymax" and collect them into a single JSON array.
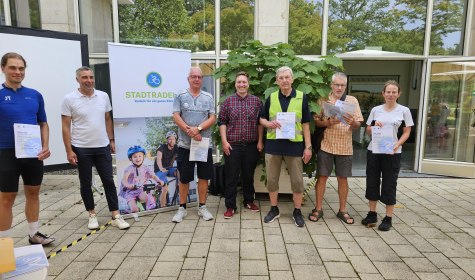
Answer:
[
  {"xmin": 336, "ymin": 211, "xmax": 354, "ymax": 224},
  {"xmin": 308, "ymin": 209, "xmax": 323, "ymax": 222}
]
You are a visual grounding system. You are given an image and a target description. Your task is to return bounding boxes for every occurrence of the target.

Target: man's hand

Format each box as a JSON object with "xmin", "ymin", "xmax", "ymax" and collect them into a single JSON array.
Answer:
[
  {"xmin": 185, "ymin": 125, "xmax": 200, "ymax": 137},
  {"xmin": 38, "ymin": 148, "xmax": 51, "ymax": 161},
  {"xmin": 110, "ymin": 140, "xmax": 116, "ymax": 153},
  {"xmin": 222, "ymin": 141, "xmax": 232, "ymax": 156},
  {"xmin": 67, "ymin": 151, "xmax": 78, "ymax": 165},
  {"xmin": 257, "ymin": 141, "xmax": 264, "ymax": 153},
  {"xmin": 160, "ymin": 167, "xmax": 167, "ymax": 172},
  {"xmin": 193, "ymin": 133, "xmax": 202, "ymax": 141},
  {"xmin": 327, "ymin": 117, "xmax": 340, "ymax": 127},
  {"xmin": 267, "ymin": 120, "xmax": 281, "ymax": 129},
  {"xmin": 302, "ymin": 148, "xmax": 312, "ymax": 164}
]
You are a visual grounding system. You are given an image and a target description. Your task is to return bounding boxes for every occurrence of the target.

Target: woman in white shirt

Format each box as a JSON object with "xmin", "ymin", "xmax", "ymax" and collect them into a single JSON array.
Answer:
[{"xmin": 362, "ymin": 80, "xmax": 414, "ymax": 231}]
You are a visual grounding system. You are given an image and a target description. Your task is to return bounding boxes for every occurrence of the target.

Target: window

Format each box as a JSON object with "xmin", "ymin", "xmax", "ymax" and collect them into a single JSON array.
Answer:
[
  {"xmin": 429, "ymin": 0, "xmax": 467, "ymax": 55},
  {"xmin": 289, "ymin": 0, "xmax": 323, "ymax": 55},
  {"xmin": 119, "ymin": 0, "xmax": 215, "ymax": 52},
  {"xmin": 328, "ymin": 0, "xmax": 426, "ymax": 55},
  {"xmin": 9, "ymin": 0, "xmax": 41, "ymax": 29},
  {"xmin": 220, "ymin": 0, "xmax": 254, "ymax": 53},
  {"xmin": 79, "ymin": 0, "xmax": 113, "ymax": 53}
]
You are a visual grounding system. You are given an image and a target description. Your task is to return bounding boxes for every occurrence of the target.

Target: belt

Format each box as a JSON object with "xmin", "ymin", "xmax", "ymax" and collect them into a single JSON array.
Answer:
[{"xmin": 231, "ymin": 141, "xmax": 257, "ymax": 146}]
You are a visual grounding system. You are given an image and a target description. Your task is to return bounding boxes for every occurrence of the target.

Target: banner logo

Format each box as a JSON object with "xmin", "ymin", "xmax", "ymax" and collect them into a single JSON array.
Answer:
[{"xmin": 146, "ymin": 72, "xmax": 162, "ymax": 88}]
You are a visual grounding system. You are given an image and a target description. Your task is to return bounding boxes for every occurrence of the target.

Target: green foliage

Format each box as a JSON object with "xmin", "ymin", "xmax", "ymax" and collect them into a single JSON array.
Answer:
[
  {"xmin": 214, "ymin": 40, "xmax": 342, "ymax": 106},
  {"xmin": 213, "ymin": 40, "xmax": 343, "ymax": 175},
  {"xmin": 142, "ymin": 117, "xmax": 177, "ymax": 155}
]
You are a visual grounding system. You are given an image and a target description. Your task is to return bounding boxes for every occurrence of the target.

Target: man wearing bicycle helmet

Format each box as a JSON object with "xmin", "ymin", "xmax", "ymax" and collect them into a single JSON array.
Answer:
[
  {"xmin": 120, "ymin": 146, "xmax": 164, "ymax": 212},
  {"xmin": 172, "ymin": 67, "xmax": 216, "ymax": 223},
  {"xmin": 61, "ymin": 66, "xmax": 129, "ymax": 230}
]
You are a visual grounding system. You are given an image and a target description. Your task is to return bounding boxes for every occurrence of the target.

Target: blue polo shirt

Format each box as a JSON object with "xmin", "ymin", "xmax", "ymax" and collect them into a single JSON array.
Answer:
[{"xmin": 0, "ymin": 83, "xmax": 47, "ymax": 149}]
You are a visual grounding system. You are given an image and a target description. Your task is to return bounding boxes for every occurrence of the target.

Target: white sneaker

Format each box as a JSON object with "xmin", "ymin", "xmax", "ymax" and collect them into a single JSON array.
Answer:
[
  {"xmin": 198, "ymin": 205, "xmax": 214, "ymax": 221},
  {"xmin": 111, "ymin": 214, "xmax": 130, "ymax": 230},
  {"xmin": 88, "ymin": 214, "xmax": 99, "ymax": 230},
  {"xmin": 172, "ymin": 207, "xmax": 187, "ymax": 223}
]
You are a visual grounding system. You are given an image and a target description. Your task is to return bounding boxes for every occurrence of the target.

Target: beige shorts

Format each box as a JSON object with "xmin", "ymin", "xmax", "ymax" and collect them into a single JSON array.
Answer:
[{"xmin": 265, "ymin": 153, "xmax": 304, "ymax": 193}]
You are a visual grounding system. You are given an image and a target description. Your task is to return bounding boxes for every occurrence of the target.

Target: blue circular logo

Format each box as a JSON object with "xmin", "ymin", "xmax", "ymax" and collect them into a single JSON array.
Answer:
[{"xmin": 146, "ymin": 72, "xmax": 162, "ymax": 88}]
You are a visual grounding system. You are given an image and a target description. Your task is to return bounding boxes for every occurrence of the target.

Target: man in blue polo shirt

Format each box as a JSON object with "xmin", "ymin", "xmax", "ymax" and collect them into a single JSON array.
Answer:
[{"xmin": 0, "ymin": 52, "xmax": 54, "ymax": 245}]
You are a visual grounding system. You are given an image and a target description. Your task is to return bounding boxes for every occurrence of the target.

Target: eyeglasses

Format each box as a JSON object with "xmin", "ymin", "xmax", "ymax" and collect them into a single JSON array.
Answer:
[
  {"xmin": 189, "ymin": 75, "xmax": 203, "ymax": 80},
  {"xmin": 332, "ymin": 83, "xmax": 346, "ymax": 88}
]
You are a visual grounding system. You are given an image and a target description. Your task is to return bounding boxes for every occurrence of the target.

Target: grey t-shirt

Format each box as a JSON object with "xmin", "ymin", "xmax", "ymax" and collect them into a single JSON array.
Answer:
[{"xmin": 173, "ymin": 89, "xmax": 215, "ymax": 149}]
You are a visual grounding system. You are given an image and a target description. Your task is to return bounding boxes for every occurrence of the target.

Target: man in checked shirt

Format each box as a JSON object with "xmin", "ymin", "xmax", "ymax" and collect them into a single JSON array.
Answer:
[{"xmin": 219, "ymin": 71, "xmax": 264, "ymax": 219}]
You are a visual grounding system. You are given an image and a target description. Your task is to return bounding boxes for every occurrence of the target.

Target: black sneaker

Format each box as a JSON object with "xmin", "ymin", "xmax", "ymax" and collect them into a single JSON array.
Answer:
[
  {"xmin": 378, "ymin": 216, "xmax": 392, "ymax": 231},
  {"xmin": 28, "ymin": 231, "xmax": 55, "ymax": 246},
  {"xmin": 293, "ymin": 209, "xmax": 305, "ymax": 227},
  {"xmin": 264, "ymin": 206, "xmax": 280, "ymax": 223},
  {"xmin": 361, "ymin": 211, "xmax": 377, "ymax": 226}
]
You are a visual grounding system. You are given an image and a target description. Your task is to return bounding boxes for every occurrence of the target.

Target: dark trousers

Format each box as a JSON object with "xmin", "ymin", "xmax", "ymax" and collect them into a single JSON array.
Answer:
[
  {"xmin": 72, "ymin": 145, "xmax": 118, "ymax": 212},
  {"xmin": 224, "ymin": 142, "xmax": 259, "ymax": 209},
  {"xmin": 365, "ymin": 150, "xmax": 401, "ymax": 205}
]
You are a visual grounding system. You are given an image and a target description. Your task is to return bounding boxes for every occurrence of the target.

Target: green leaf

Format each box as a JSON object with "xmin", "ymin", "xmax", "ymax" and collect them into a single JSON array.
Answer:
[
  {"xmin": 264, "ymin": 56, "xmax": 280, "ymax": 67},
  {"xmin": 264, "ymin": 86, "xmax": 279, "ymax": 99},
  {"xmin": 309, "ymin": 75, "xmax": 323, "ymax": 84},
  {"xmin": 323, "ymin": 56, "xmax": 343, "ymax": 67},
  {"xmin": 293, "ymin": 70, "xmax": 306, "ymax": 80},
  {"xmin": 296, "ymin": 83, "xmax": 312, "ymax": 94}
]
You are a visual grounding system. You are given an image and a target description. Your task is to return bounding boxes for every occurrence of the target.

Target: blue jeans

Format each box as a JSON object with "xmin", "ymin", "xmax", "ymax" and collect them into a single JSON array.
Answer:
[
  {"xmin": 156, "ymin": 167, "xmax": 177, "ymax": 184},
  {"xmin": 72, "ymin": 145, "xmax": 118, "ymax": 212}
]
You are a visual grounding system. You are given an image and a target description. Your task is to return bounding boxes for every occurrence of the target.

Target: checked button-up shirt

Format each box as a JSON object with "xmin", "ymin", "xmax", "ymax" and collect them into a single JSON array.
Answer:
[{"xmin": 219, "ymin": 93, "xmax": 262, "ymax": 144}]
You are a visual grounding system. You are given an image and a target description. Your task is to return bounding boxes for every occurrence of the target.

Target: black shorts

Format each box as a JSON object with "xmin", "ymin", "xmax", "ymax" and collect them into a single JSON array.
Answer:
[
  {"xmin": 0, "ymin": 149, "xmax": 44, "ymax": 192},
  {"xmin": 177, "ymin": 147, "xmax": 213, "ymax": 184}
]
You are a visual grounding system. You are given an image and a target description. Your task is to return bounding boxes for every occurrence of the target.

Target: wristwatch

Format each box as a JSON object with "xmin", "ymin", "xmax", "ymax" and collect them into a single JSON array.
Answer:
[
  {"xmin": 197, "ymin": 125, "xmax": 203, "ymax": 132},
  {"xmin": 306, "ymin": 146, "xmax": 312, "ymax": 151}
]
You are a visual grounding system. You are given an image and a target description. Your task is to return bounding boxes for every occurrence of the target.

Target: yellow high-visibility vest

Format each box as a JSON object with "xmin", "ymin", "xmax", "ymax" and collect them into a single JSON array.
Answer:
[{"xmin": 267, "ymin": 90, "xmax": 303, "ymax": 142}]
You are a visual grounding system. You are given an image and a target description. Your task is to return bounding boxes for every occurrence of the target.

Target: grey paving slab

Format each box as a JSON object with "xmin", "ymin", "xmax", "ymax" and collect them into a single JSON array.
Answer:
[
  {"xmin": 130, "ymin": 237, "xmax": 167, "ymax": 257},
  {"xmin": 240, "ymin": 241, "xmax": 266, "ymax": 260},
  {"xmin": 203, "ymin": 252, "xmax": 239, "ymax": 280},
  {"xmin": 55, "ymin": 261, "xmax": 97, "ymax": 280},
  {"xmin": 95, "ymin": 252, "xmax": 128, "ymax": 270},
  {"xmin": 402, "ymin": 257, "xmax": 439, "ymax": 273},
  {"xmin": 267, "ymin": 254, "xmax": 291, "ymax": 271},
  {"xmin": 324, "ymin": 261, "xmax": 358, "ymax": 278},
  {"xmin": 240, "ymin": 260, "xmax": 268, "ymax": 276},
  {"xmin": 7, "ymin": 175, "xmax": 475, "ymax": 280},
  {"xmin": 150, "ymin": 261, "xmax": 182, "ymax": 277},
  {"xmin": 291, "ymin": 264, "xmax": 329, "ymax": 280},
  {"xmin": 187, "ymin": 242, "xmax": 210, "ymax": 258},
  {"xmin": 286, "ymin": 243, "xmax": 322, "ymax": 265},
  {"xmin": 373, "ymin": 261, "xmax": 419, "ymax": 280},
  {"xmin": 347, "ymin": 255, "xmax": 379, "ymax": 274},
  {"xmin": 111, "ymin": 256, "xmax": 157, "ymax": 279}
]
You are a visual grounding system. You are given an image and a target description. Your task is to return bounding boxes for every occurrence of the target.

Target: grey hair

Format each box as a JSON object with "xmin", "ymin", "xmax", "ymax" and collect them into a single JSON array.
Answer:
[
  {"xmin": 188, "ymin": 66, "xmax": 203, "ymax": 76},
  {"xmin": 76, "ymin": 66, "xmax": 93, "ymax": 77},
  {"xmin": 331, "ymin": 72, "xmax": 347, "ymax": 84},
  {"xmin": 276, "ymin": 66, "xmax": 293, "ymax": 78}
]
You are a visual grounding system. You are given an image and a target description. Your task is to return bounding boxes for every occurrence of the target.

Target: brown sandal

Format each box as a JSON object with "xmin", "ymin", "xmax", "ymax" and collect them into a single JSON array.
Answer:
[
  {"xmin": 337, "ymin": 211, "xmax": 354, "ymax": 224},
  {"xmin": 308, "ymin": 209, "xmax": 323, "ymax": 222}
]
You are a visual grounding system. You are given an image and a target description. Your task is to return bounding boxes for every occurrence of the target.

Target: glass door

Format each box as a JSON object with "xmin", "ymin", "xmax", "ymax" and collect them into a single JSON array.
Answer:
[{"xmin": 419, "ymin": 58, "xmax": 475, "ymax": 177}]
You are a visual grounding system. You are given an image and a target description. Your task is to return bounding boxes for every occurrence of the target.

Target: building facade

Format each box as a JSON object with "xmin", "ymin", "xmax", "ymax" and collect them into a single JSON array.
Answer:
[{"xmin": 1, "ymin": 0, "xmax": 475, "ymax": 177}]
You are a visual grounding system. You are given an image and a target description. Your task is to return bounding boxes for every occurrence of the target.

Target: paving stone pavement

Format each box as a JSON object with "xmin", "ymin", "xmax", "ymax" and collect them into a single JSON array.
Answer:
[{"xmin": 7, "ymin": 175, "xmax": 475, "ymax": 279}]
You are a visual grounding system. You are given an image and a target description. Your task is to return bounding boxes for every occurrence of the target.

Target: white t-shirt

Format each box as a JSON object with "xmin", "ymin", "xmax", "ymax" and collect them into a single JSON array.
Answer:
[
  {"xmin": 61, "ymin": 89, "xmax": 112, "ymax": 148},
  {"xmin": 366, "ymin": 104, "xmax": 414, "ymax": 154}
]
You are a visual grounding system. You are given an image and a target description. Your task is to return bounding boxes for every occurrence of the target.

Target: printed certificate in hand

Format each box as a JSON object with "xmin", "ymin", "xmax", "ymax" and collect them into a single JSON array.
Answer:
[
  {"xmin": 335, "ymin": 100, "xmax": 356, "ymax": 116},
  {"xmin": 371, "ymin": 126, "xmax": 396, "ymax": 154},
  {"xmin": 323, "ymin": 102, "xmax": 348, "ymax": 125},
  {"xmin": 14, "ymin": 123, "xmax": 42, "ymax": 158},
  {"xmin": 276, "ymin": 112, "xmax": 296, "ymax": 139},
  {"xmin": 189, "ymin": 137, "xmax": 210, "ymax": 162}
]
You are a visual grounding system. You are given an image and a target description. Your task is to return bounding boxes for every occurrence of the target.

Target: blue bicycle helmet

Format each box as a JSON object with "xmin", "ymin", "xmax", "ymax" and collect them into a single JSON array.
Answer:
[
  {"xmin": 165, "ymin": 131, "xmax": 177, "ymax": 139},
  {"xmin": 127, "ymin": 145, "xmax": 146, "ymax": 159}
]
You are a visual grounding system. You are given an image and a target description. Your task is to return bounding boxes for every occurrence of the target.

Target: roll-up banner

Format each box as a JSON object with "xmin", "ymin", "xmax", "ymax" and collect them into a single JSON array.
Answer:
[{"xmin": 108, "ymin": 43, "xmax": 195, "ymax": 216}]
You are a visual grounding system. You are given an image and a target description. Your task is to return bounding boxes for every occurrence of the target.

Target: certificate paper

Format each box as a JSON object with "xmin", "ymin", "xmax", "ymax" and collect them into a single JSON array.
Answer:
[
  {"xmin": 323, "ymin": 101, "xmax": 356, "ymax": 126},
  {"xmin": 276, "ymin": 112, "xmax": 296, "ymax": 139},
  {"xmin": 14, "ymin": 124, "xmax": 42, "ymax": 158},
  {"xmin": 371, "ymin": 126, "xmax": 395, "ymax": 154},
  {"xmin": 189, "ymin": 137, "xmax": 210, "ymax": 162}
]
